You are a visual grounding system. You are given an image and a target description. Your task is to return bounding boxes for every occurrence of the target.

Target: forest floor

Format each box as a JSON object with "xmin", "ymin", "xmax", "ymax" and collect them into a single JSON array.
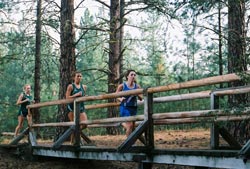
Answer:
[{"xmin": 0, "ymin": 128, "xmax": 225, "ymax": 169}]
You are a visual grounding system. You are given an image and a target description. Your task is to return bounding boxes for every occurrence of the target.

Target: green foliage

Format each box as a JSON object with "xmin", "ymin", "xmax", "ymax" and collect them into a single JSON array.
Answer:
[
  {"xmin": 0, "ymin": 0, "xmax": 59, "ymax": 132},
  {"xmin": 237, "ymin": 72, "xmax": 250, "ymax": 84},
  {"xmin": 0, "ymin": 2, "xmax": 5, "ymax": 9},
  {"xmin": 76, "ymin": 10, "xmax": 107, "ymax": 89}
]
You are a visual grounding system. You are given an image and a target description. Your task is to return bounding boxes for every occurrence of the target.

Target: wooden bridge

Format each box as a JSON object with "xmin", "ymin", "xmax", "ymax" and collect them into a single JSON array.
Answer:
[{"xmin": 1, "ymin": 72, "xmax": 250, "ymax": 169}]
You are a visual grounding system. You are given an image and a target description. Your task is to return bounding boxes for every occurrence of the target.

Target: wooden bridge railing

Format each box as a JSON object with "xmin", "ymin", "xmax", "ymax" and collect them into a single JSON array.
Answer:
[{"xmin": 11, "ymin": 72, "xmax": 250, "ymax": 151}]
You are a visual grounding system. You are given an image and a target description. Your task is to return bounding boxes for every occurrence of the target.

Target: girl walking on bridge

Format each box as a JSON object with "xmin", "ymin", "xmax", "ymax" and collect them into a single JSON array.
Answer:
[
  {"xmin": 66, "ymin": 71, "xmax": 87, "ymax": 144},
  {"xmin": 116, "ymin": 69, "xmax": 143, "ymax": 137},
  {"xmin": 14, "ymin": 84, "xmax": 33, "ymax": 137}
]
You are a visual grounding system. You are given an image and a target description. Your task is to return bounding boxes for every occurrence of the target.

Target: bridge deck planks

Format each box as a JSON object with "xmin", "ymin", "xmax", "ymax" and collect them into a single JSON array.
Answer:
[{"xmin": 30, "ymin": 145, "xmax": 249, "ymax": 169}]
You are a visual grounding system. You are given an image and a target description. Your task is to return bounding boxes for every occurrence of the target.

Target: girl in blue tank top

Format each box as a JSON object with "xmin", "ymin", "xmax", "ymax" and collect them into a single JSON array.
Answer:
[
  {"xmin": 116, "ymin": 69, "xmax": 143, "ymax": 138},
  {"xmin": 121, "ymin": 82, "xmax": 138, "ymax": 108}
]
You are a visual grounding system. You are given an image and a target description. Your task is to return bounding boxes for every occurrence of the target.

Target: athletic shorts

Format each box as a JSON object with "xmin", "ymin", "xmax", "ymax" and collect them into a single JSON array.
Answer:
[
  {"xmin": 119, "ymin": 105, "xmax": 137, "ymax": 117},
  {"xmin": 17, "ymin": 110, "xmax": 28, "ymax": 118},
  {"xmin": 67, "ymin": 103, "xmax": 85, "ymax": 113}
]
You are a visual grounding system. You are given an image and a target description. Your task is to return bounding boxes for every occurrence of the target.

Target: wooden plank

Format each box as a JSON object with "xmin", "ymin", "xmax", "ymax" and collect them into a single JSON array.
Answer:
[
  {"xmin": 118, "ymin": 120, "xmax": 148, "ymax": 153},
  {"xmin": 29, "ymin": 131, "xmax": 37, "ymax": 146},
  {"xmin": 27, "ymin": 98, "xmax": 74, "ymax": 109},
  {"xmin": 1, "ymin": 132, "xmax": 15, "ymax": 136},
  {"xmin": 9, "ymin": 127, "xmax": 29, "ymax": 145},
  {"xmin": 153, "ymin": 110, "xmax": 221, "ymax": 120},
  {"xmin": 152, "ymin": 90, "xmax": 211, "ymax": 103},
  {"xmin": 52, "ymin": 126, "xmax": 75, "ymax": 149},
  {"xmin": 85, "ymin": 90, "xmax": 211, "ymax": 110},
  {"xmin": 87, "ymin": 123, "xmax": 121, "ymax": 128},
  {"xmin": 239, "ymin": 139, "xmax": 250, "ymax": 156},
  {"xmin": 31, "ymin": 121, "xmax": 74, "ymax": 127},
  {"xmin": 86, "ymin": 102, "xmax": 119, "ymax": 109},
  {"xmin": 80, "ymin": 132, "xmax": 93, "ymax": 144},
  {"xmin": 219, "ymin": 127, "xmax": 241, "ymax": 149},
  {"xmin": 153, "ymin": 108, "xmax": 250, "ymax": 120},
  {"xmin": 80, "ymin": 115, "xmax": 144, "ymax": 125},
  {"xmin": 154, "ymin": 114, "xmax": 250, "ymax": 125},
  {"xmin": 31, "ymin": 147, "xmax": 250, "ymax": 169},
  {"xmin": 76, "ymin": 89, "xmax": 143, "ymax": 103},
  {"xmin": 147, "ymin": 73, "xmax": 242, "ymax": 94},
  {"xmin": 213, "ymin": 85, "xmax": 250, "ymax": 96}
]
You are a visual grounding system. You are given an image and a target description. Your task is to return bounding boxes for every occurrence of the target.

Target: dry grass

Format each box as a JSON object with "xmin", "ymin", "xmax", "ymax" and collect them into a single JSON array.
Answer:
[
  {"xmin": 87, "ymin": 128, "xmax": 211, "ymax": 149},
  {"xmin": 1, "ymin": 128, "xmax": 213, "ymax": 149}
]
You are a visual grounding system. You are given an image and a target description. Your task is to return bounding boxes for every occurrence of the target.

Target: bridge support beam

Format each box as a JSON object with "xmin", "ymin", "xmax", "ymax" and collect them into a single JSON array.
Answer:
[{"xmin": 9, "ymin": 127, "xmax": 29, "ymax": 145}]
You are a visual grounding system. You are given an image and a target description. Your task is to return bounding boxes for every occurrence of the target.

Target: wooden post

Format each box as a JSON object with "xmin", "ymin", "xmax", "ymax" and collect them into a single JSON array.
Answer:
[
  {"xmin": 144, "ymin": 89, "xmax": 154, "ymax": 149},
  {"xmin": 74, "ymin": 100, "xmax": 80, "ymax": 147},
  {"xmin": 143, "ymin": 89, "xmax": 153, "ymax": 169},
  {"xmin": 27, "ymin": 108, "xmax": 37, "ymax": 146},
  {"xmin": 210, "ymin": 92, "xmax": 219, "ymax": 149},
  {"xmin": 27, "ymin": 108, "xmax": 33, "ymax": 126}
]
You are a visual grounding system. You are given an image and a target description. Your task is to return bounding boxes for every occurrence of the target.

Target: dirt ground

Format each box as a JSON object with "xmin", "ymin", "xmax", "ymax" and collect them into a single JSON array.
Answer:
[{"xmin": 0, "ymin": 129, "xmax": 214, "ymax": 169}]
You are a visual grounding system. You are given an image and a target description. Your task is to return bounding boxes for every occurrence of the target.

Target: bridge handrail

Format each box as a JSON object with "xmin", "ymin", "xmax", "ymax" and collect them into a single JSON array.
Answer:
[
  {"xmin": 26, "ymin": 73, "xmax": 250, "ymax": 129},
  {"xmin": 146, "ymin": 73, "xmax": 241, "ymax": 93},
  {"xmin": 27, "ymin": 72, "xmax": 244, "ymax": 110},
  {"xmin": 27, "ymin": 88, "xmax": 143, "ymax": 109},
  {"xmin": 212, "ymin": 85, "xmax": 250, "ymax": 96},
  {"xmin": 30, "ymin": 107, "xmax": 250, "ymax": 127}
]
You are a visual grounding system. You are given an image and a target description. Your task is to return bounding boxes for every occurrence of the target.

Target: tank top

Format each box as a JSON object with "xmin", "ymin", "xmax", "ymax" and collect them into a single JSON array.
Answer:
[
  {"xmin": 20, "ymin": 92, "xmax": 32, "ymax": 113},
  {"xmin": 122, "ymin": 82, "xmax": 137, "ymax": 107},
  {"xmin": 71, "ymin": 83, "xmax": 85, "ymax": 96}
]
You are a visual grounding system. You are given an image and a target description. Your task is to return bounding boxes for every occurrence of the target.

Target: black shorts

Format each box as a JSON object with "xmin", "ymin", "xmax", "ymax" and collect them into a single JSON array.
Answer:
[
  {"xmin": 67, "ymin": 103, "xmax": 85, "ymax": 113},
  {"xmin": 17, "ymin": 110, "xmax": 28, "ymax": 117}
]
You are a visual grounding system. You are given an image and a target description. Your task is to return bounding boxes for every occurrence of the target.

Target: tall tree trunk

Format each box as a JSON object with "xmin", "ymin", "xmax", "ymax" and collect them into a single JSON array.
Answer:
[
  {"xmin": 107, "ymin": 0, "xmax": 121, "ymax": 135},
  {"xmin": 218, "ymin": 1, "xmax": 223, "ymax": 80},
  {"xmin": 34, "ymin": 0, "xmax": 42, "ymax": 125},
  {"xmin": 227, "ymin": 0, "xmax": 248, "ymax": 144},
  {"xmin": 119, "ymin": 0, "xmax": 125, "ymax": 79},
  {"xmin": 117, "ymin": 0, "xmax": 125, "ymax": 134},
  {"xmin": 228, "ymin": 0, "xmax": 247, "ymax": 76},
  {"xmin": 56, "ymin": 0, "xmax": 76, "ymax": 139}
]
